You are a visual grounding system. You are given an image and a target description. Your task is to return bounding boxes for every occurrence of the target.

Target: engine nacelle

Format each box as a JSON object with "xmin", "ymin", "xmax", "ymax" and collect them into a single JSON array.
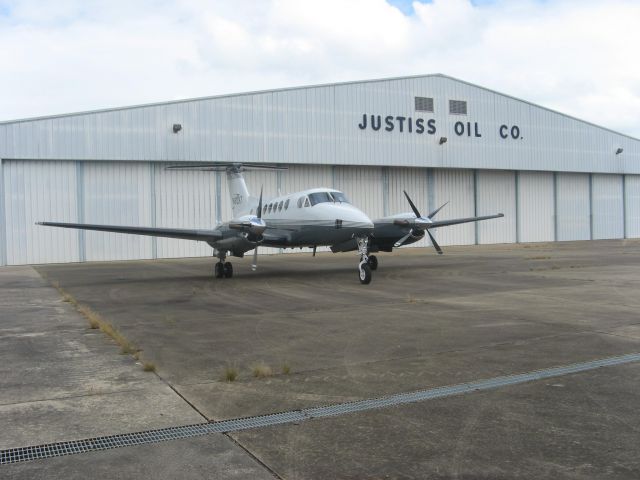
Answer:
[{"xmin": 229, "ymin": 215, "xmax": 267, "ymax": 237}]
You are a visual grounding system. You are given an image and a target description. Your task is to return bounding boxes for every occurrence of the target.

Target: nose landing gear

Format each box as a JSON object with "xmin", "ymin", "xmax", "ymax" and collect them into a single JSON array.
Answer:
[{"xmin": 356, "ymin": 236, "xmax": 373, "ymax": 285}]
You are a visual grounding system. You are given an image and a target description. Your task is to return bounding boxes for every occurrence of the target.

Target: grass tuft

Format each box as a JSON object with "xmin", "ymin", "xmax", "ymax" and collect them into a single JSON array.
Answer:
[
  {"xmin": 281, "ymin": 363, "xmax": 291, "ymax": 375},
  {"xmin": 252, "ymin": 363, "xmax": 273, "ymax": 378},
  {"xmin": 51, "ymin": 283, "xmax": 139, "ymax": 356},
  {"xmin": 406, "ymin": 294, "xmax": 417, "ymax": 304},
  {"xmin": 222, "ymin": 366, "xmax": 239, "ymax": 382},
  {"xmin": 142, "ymin": 362, "xmax": 156, "ymax": 372}
]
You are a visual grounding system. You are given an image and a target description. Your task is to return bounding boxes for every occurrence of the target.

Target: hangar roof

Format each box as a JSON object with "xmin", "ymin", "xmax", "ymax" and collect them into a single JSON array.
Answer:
[{"xmin": 1, "ymin": 74, "xmax": 638, "ymax": 174}]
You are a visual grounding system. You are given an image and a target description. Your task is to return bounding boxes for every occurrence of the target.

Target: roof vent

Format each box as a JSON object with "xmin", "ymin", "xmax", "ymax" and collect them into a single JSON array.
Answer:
[
  {"xmin": 415, "ymin": 97, "xmax": 434, "ymax": 112},
  {"xmin": 449, "ymin": 100, "xmax": 467, "ymax": 115}
]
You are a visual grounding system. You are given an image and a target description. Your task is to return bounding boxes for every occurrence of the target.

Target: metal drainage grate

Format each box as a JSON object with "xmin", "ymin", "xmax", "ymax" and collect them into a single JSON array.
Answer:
[{"xmin": 3, "ymin": 352, "xmax": 640, "ymax": 465}]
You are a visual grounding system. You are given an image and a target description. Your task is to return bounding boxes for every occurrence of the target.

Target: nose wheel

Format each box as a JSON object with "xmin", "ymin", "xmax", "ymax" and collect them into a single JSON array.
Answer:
[{"xmin": 356, "ymin": 235, "xmax": 373, "ymax": 285}]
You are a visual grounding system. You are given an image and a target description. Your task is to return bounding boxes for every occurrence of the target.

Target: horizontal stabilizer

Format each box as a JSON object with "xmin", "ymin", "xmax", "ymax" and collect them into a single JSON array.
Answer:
[
  {"xmin": 166, "ymin": 163, "xmax": 287, "ymax": 172},
  {"xmin": 36, "ymin": 222, "xmax": 222, "ymax": 242}
]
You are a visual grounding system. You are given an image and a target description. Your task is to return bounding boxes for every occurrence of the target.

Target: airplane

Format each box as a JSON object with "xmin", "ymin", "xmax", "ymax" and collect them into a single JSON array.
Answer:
[{"xmin": 37, "ymin": 163, "xmax": 504, "ymax": 284}]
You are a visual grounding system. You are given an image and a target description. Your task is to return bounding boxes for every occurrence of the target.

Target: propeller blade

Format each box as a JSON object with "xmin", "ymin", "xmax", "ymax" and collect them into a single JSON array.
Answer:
[
  {"xmin": 427, "ymin": 201, "xmax": 449, "ymax": 220},
  {"xmin": 403, "ymin": 190, "xmax": 422, "ymax": 218},
  {"xmin": 252, "ymin": 247, "xmax": 258, "ymax": 271},
  {"xmin": 427, "ymin": 230, "xmax": 443, "ymax": 255},
  {"xmin": 394, "ymin": 231, "xmax": 413, "ymax": 248},
  {"xmin": 256, "ymin": 186, "xmax": 264, "ymax": 219}
]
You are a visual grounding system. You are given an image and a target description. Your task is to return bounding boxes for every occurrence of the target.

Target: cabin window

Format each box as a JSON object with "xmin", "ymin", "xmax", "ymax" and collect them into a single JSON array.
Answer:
[
  {"xmin": 303, "ymin": 197, "xmax": 310, "ymax": 208},
  {"xmin": 308, "ymin": 192, "xmax": 333, "ymax": 206},
  {"xmin": 297, "ymin": 197, "xmax": 304, "ymax": 208},
  {"xmin": 268, "ymin": 204, "xmax": 273, "ymax": 213},
  {"xmin": 284, "ymin": 199, "xmax": 290, "ymax": 210},
  {"xmin": 278, "ymin": 201, "xmax": 284, "ymax": 211}
]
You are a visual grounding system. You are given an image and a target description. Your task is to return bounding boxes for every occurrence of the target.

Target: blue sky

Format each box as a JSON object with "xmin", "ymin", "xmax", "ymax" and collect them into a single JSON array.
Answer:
[{"xmin": 0, "ymin": 0, "xmax": 638, "ymax": 137}]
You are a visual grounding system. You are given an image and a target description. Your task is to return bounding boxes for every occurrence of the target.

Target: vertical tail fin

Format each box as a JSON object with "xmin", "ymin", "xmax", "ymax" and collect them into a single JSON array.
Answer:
[{"xmin": 226, "ymin": 167, "xmax": 254, "ymax": 218}]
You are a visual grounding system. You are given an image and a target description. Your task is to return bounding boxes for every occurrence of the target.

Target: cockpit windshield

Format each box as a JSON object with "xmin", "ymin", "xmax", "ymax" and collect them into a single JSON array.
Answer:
[
  {"xmin": 306, "ymin": 191, "xmax": 351, "ymax": 206},
  {"xmin": 308, "ymin": 192, "xmax": 334, "ymax": 206},
  {"xmin": 330, "ymin": 191, "xmax": 350, "ymax": 203}
]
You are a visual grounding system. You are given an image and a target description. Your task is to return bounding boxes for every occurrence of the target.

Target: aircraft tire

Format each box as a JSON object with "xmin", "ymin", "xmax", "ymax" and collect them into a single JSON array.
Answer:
[
  {"xmin": 359, "ymin": 263, "xmax": 372, "ymax": 285},
  {"xmin": 214, "ymin": 262, "xmax": 224, "ymax": 278},
  {"xmin": 368, "ymin": 255, "xmax": 378, "ymax": 270},
  {"xmin": 224, "ymin": 262, "xmax": 233, "ymax": 278}
]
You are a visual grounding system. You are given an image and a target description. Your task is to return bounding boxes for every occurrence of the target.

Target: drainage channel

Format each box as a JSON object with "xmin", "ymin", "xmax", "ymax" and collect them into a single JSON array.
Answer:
[{"xmin": 3, "ymin": 352, "xmax": 640, "ymax": 466}]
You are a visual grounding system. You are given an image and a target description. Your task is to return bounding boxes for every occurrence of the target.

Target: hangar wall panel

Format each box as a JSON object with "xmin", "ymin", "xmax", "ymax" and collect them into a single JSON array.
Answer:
[
  {"xmin": 476, "ymin": 170, "xmax": 516, "ymax": 244},
  {"xmin": 556, "ymin": 173, "xmax": 590, "ymax": 241},
  {"xmin": 154, "ymin": 165, "xmax": 215, "ymax": 258},
  {"xmin": 626, "ymin": 175, "xmax": 640, "ymax": 238},
  {"xmin": 387, "ymin": 167, "xmax": 430, "ymax": 248},
  {"xmin": 592, "ymin": 174, "xmax": 624, "ymax": 240},
  {"xmin": 433, "ymin": 169, "xmax": 475, "ymax": 245},
  {"xmin": 334, "ymin": 167, "xmax": 385, "ymax": 220},
  {"xmin": 83, "ymin": 162, "xmax": 153, "ymax": 261},
  {"xmin": 3, "ymin": 160, "xmax": 79, "ymax": 264},
  {"xmin": 518, "ymin": 171, "xmax": 554, "ymax": 242}
]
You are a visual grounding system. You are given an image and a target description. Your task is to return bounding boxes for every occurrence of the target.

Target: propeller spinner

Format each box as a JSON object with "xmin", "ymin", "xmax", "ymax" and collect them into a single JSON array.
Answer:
[{"xmin": 393, "ymin": 190, "xmax": 444, "ymax": 254}]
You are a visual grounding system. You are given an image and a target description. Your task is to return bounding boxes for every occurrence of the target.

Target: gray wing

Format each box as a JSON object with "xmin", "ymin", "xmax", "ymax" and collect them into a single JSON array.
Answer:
[
  {"xmin": 37, "ymin": 222, "xmax": 222, "ymax": 242},
  {"xmin": 427, "ymin": 213, "xmax": 504, "ymax": 229}
]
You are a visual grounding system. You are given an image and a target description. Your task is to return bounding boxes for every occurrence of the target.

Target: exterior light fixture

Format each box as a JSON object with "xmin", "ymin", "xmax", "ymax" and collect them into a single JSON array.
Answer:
[
  {"xmin": 173, "ymin": 124, "xmax": 182, "ymax": 133},
  {"xmin": 439, "ymin": 136, "xmax": 448, "ymax": 145},
  {"xmin": 615, "ymin": 148, "xmax": 623, "ymax": 155}
]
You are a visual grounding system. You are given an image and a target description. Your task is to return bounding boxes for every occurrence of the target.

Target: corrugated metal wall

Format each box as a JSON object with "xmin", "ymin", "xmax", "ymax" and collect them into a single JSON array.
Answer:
[
  {"xmin": 334, "ymin": 167, "xmax": 385, "ymax": 220},
  {"xmin": 556, "ymin": 173, "xmax": 590, "ymax": 241},
  {"xmin": 0, "ymin": 161, "xmax": 636, "ymax": 265},
  {"xmin": 433, "ymin": 169, "xmax": 475, "ymax": 245},
  {"xmin": 592, "ymin": 174, "xmax": 624, "ymax": 240},
  {"xmin": 626, "ymin": 175, "xmax": 640, "ymax": 238},
  {"xmin": 83, "ymin": 162, "xmax": 153, "ymax": 261},
  {"xmin": 518, "ymin": 171, "xmax": 554, "ymax": 242},
  {"xmin": 3, "ymin": 160, "xmax": 79, "ymax": 264},
  {"xmin": 476, "ymin": 170, "xmax": 516, "ymax": 244},
  {"xmin": 154, "ymin": 165, "xmax": 215, "ymax": 258}
]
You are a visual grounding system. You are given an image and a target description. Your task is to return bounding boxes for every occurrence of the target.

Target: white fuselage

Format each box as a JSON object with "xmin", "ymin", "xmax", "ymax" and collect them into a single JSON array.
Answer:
[{"xmin": 239, "ymin": 187, "xmax": 374, "ymax": 249}]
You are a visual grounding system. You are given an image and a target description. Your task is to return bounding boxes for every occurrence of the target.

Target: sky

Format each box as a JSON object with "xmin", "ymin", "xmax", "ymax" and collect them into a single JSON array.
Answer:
[{"xmin": 1, "ymin": 0, "xmax": 639, "ymax": 137}]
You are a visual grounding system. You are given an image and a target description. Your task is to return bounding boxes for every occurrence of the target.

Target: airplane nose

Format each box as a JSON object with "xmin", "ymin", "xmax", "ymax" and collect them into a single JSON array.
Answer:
[{"xmin": 347, "ymin": 208, "xmax": 374, "ymax": 230}]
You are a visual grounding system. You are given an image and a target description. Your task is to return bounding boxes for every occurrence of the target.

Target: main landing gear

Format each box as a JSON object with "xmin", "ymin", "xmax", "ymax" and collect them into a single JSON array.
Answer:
[
  {"xmin": 214, "ymin": 252, "xmax": 233, "ymax": 279},
  {"xmin": 356, "ymin": 236, "xmax": 373, "ymax": 285}
]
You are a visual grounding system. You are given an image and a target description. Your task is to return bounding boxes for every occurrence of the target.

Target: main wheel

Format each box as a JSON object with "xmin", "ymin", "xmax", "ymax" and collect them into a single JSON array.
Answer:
[
  {"xmin": 358, "ymin": 263, "xmax": 372, "ymax": 285},
  {"xmin": 214, "ymin": 262, "xmax": 224, "ymax": 279},
  {"xmin": 368, "ymin": 255, "xmax": 378, "ymax": 271},
  {"xmin": 223, "ymin": 262, "xmax": 233, "ymax": 278}
]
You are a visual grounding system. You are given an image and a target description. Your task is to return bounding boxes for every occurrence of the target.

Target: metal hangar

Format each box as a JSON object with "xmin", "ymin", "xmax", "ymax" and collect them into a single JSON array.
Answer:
[{"xmin": 0, "ymin": 73, "xmax": 638, "ymax": 266}]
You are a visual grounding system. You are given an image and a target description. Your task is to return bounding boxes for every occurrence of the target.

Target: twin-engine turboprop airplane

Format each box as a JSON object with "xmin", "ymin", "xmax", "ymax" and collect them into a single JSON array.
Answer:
[{"xmin": 38, "ymin": 163, "xmax": 503, "ymax": 284}]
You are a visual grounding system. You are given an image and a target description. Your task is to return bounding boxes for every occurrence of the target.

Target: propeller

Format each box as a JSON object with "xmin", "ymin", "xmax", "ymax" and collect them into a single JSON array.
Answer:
[
  {"xmin": 251, "ymin": 187, "xmax": 263, "ymax": 271},
  {"xmin": 393, "ymin": 190, "xmax": 445, "ymax": 254}
]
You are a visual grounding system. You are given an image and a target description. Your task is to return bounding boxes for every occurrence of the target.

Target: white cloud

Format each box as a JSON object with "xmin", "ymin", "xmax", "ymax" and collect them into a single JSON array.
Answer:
[{"xmin": 0, "ymin": 0, "xmax": 638, "ymax": 137}]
